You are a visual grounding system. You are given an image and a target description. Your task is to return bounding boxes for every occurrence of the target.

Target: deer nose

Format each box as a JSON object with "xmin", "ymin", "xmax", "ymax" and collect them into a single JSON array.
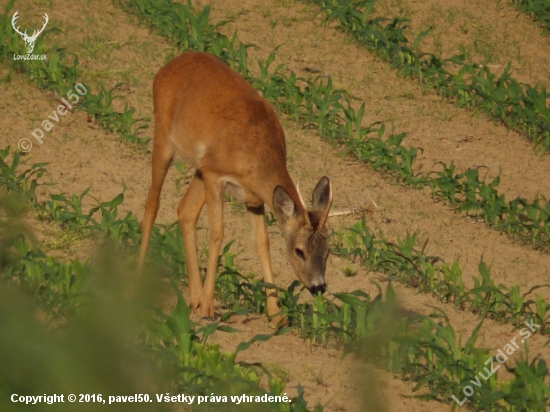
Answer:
[{"xmin": 307, "ymin": 283, "xmax": 326, "ymax": 295}]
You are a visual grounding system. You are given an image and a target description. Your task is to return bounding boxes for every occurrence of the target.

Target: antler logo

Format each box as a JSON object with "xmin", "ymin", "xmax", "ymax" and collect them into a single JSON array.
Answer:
[{"xmin": 11, "ymin": 11, "xmax": 49, "ymax": 54}]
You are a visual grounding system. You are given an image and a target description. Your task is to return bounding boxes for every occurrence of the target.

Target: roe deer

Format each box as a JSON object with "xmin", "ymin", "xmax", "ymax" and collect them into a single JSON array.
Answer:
[{"xmin": 138, "ymin": 51, "xmax": 332, "ymax": 321}]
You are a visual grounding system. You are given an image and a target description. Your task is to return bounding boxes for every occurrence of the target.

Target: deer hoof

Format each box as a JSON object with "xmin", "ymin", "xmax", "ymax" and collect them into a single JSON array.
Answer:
[{"xmin": 197, "ymin": 298, "xmax": 215, "ymax": 319}]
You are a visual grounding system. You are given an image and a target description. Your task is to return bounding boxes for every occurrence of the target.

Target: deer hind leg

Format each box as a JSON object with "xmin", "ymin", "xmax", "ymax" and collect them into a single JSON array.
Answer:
[
  {"xmin": 177, "ymin": 172, "xmax": 206, "ymax": 310},
  {"xmin": 138, "ymin": 138, "xmax": 174, "ymax": 271},
  {"xmin": 197, "ymin": 176, "xmax": 225, "ymax": 318},
  {"xmin": 247, "ymin": 205, "xmax": 284, "ymax": 325}
]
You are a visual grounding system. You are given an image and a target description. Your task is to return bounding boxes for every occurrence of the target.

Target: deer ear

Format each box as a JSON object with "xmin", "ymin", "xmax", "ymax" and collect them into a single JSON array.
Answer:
[
  {"xmin": 273, "ymin": 185, "xmax": 297, "ymax": 223},
  {"xmin": 311, "ymin": 177, "xmax": 332, "ymax": 228}
]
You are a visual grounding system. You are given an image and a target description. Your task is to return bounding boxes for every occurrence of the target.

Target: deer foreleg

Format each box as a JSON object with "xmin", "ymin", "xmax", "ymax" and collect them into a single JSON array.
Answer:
[
  {"xmin": 197, "ymin": 176, "xmax": 225, "ymax": 318},
  {"xmin": 248, "ymin": 205, "xmax": 284, "ymax": 325},
  {"xmin": 178, "ymin": 173, "xmax": 206, "ymax": 310}
]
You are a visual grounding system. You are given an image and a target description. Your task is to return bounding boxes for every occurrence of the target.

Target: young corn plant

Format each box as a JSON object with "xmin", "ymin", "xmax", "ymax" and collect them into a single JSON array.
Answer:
[
  {"xmin": 78, "ymin": 82, "xmax": 150, "ymax": 146},
  {"xmin": 510, "ymin": 0, "xmax": 550, "ymax": 33},
  {"xmin": 0, "ymin": 148, "xmax": 48, "ymax": 203}
]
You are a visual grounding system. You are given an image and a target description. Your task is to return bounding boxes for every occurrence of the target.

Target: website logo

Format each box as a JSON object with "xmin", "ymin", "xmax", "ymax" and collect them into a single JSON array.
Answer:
[{"xmin": 11, "ymin": 10, "xmax": 48, "ymax": 60}]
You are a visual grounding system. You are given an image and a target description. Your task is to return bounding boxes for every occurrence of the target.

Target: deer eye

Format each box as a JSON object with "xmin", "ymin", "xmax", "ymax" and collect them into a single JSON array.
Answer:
[{"xmin": 294, "ymin": 248, "xmax": 305, "ymax": 260}]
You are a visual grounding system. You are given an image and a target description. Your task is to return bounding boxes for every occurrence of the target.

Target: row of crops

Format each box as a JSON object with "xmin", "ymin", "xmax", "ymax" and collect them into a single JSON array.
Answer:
[
  {"xmin": 1, "ymin": 0, "xmax": 550, "ymax": 409},
  {"xmin": 306, "ymin": 0, "xmax": 550, "ymax": 154}
]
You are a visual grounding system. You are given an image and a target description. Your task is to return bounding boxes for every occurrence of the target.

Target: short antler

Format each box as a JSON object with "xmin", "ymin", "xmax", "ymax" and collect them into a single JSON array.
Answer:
[{"xmin": 296, "ymin": 182, "xmax": 312, "ymax": 227}]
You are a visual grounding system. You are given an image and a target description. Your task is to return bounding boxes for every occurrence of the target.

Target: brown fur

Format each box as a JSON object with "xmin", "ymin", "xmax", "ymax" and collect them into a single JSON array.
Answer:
[{"xmin": 138, "ymin": 51, "xmax": 333, "ymax": 321}]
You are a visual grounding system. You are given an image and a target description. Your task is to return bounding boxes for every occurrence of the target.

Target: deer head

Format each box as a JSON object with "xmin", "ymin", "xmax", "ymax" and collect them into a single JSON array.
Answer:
[
  {"xmin": 273, "ymin": 177, "xmax": 333, "ymax": 295},
  {"xmin": 11, "ymin": 11, "xmax": 49, "ymax": 54}
]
